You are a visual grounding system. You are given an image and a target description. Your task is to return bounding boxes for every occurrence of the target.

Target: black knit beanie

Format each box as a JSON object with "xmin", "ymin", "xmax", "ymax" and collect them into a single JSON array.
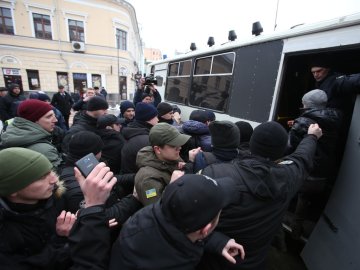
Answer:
[
  {"xmin": 120, "ymin": 100, "xmax": 135, "ymax": 115},
  {"xmin": 235, "ymin": 121, "xmax": 254, "ymax": 143},
  {"xmin": 68, "ymin": 131, "xmax": 104, "ymax": 159},
  {"xmin": 250, "ymin": 121, "xmax": 288, "ymax": 161},
  {"xmin": 135, "ymin": 102, "xmax": 158, "ymax": 122},
  {"xmin": 157, "ymin": 102, "xmax": 173, "ymax": 117},
  {"xmin": 209, "ymin": 120, "xmax": 240, "ymax": 149},
  {"xmin": 87, "ymin": 96, "xmax": 108, "ymax": 112}
]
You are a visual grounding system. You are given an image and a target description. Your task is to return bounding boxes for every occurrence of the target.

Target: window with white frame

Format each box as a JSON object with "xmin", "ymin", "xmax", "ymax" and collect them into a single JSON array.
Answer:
[
  {"xmin": 68, "ymin": 19, "xmax": 84, "ymax": 42},
  {"xmin": 0, "ymin": 7, "xmax": 13, "ymax": 35},
  {"xmin": 116, "ymin": 28, "xmax": 127, "ymax": 50},
  {"xmin": 33, "ymin": 13, "xmax": 52, "ymax": 39}
]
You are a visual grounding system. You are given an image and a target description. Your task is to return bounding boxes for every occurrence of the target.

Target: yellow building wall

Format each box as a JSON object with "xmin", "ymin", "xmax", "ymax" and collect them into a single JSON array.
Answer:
[{"xmin": 0, "ymin": 0, "xmax": 142, "ymax": 103}]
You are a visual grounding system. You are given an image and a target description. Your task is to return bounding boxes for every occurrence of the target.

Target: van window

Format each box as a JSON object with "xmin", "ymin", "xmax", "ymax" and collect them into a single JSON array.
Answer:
[
  {"xmin": 165, "ymin": 60, "xmax": 192, "ymax": 104},
  {"xmin": 190, "ymin": 52, "xmax": 235, "ymax": 111}
]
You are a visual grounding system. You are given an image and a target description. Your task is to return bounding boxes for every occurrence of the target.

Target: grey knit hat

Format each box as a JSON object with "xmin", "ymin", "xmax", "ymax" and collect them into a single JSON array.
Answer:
[{"xmin": 302, "ymin": 89, "xmax": 328, "ymax": 109}]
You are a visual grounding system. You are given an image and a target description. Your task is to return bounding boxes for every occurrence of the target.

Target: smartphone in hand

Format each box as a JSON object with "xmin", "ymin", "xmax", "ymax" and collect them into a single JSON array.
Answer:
[{"xmin": 75, "ymin": 153, "xmax": 99, "ymax": 178}]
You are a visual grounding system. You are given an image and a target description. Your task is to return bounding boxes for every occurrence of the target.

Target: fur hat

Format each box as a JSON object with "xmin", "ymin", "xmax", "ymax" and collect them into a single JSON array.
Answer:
[
  {"xmin": 68, "ymin": 131, "xmax": 104, "ymax": 159},
  {"xmin": 120, "ymin": 100, "xmax": 135, "ymax": 115},
  {"xmin": 17, "ymin": 99, "xmax": 53, "ymax": 122},
  {"xmin": 189, "ymin": 110, "xmax": 208, "ymax": 123},
  {"xmin": 157, "ymin": 102, "xmax": 173, "ymax": 117},
  {"xmin": 0, "ymin": 148, "xmax": 53, "ymax": 196},
  {"xmin": 135, "ymin": 102, "xmax": 158, "ymax": 122},
  {"xmin": 250, "ymin": 121, "xmax": 288, "ymax": 161},
  {"xmin": 87, "ymin": 96, "xmax": 108, "ymax": 112},
  {"xmin": 302, "ymin": 89, "xmax": 328, "ymax": 109},
  {"xmin": 209, "ymin": 120, "xmax": 240, "ymax": 149}
]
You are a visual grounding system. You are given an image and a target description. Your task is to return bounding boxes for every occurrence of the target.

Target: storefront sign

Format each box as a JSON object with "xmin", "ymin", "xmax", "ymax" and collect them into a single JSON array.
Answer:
[{"xmin": 2, "ymin": 68, "xmax": 21, "ymax": 76}]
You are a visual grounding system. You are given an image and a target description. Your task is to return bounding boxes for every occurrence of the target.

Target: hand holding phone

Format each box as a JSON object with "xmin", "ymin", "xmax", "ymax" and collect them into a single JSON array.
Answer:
[{"xmin": 75, "ymin": 153, "xmax": 99, "ymax": 178}]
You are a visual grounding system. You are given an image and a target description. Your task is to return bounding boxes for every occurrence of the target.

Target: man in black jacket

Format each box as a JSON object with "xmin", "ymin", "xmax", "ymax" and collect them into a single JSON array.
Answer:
[
  {"xmin": 197, "ymin": 121, "xmax": 322, "ymax": 270},
  {"xmin": 120, "ymin": 102, "xmax": 158, "ymax": 173},
  {"xmin": 0, "ymin": 83, "xmax": 26, "ymax": 122},
  {"xmin": 69, "ymin": 171, "xmax": 245, "ymax": 270},
  {"xmin": 51, "ymin": 85, "xmax": 74, "ymax": 129},
  {"xmin": 62, "ymin": 96, "xmax": 108, "ymax": 154},
  {"xmin": 96, "ymin": 114, "xmax": 125, "ymax": 174}
]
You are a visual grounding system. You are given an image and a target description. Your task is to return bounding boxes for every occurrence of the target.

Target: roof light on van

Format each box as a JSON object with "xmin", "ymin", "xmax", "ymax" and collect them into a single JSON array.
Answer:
[
  {"xmin": 252, "ymin": 21, "xmax": 263, "ymax": 36},
  {"xmin": 228, "ymin": 30, "xmax": 237, "ymax": 41},
  {"xmin": 190, "ymin": 43, "xmax": 197, "ymax": 51},
  {"xmin": 207, "ymin": 37, "xmax": 215, "ymax": 47}
]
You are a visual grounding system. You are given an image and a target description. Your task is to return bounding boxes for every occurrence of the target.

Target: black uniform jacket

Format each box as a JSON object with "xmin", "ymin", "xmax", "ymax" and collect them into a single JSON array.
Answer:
[{"xmin": 199, "ymin": 135, "xmax": 317, "ymax": 270}]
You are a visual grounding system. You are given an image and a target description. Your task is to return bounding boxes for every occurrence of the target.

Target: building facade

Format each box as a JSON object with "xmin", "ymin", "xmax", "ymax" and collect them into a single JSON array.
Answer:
[{"xmin": 0, "ymin": 0, "xmax": 143, "ymax": 104}]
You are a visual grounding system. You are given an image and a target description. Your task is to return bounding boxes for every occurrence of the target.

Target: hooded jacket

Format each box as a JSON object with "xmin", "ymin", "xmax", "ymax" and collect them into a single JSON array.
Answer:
[
  {"xmin": 199, "ymin": 135, "xmax": 317, "ymax": 270},
  {"xmin": 135, "ymin": 146, "xmax": 180, "ymax": 205},
  {"xmin": 0, "ymin": 117, "xmax": 63, "ymax": 169}
]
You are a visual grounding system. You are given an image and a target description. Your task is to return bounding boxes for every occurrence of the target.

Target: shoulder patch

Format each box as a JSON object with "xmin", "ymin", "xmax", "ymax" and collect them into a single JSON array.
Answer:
[
  {"xmin": 145, "ymin": 188, "xmax": 157, "ymax": 198},
  {"xmin": 279, "ymin": 160, "xmax": 294, "ymax": 165}
]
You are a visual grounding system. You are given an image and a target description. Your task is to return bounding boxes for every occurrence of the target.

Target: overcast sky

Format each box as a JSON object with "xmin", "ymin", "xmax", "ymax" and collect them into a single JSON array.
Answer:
[{"xmin": 128, "ymin": 0, "xmax": 360, "ymax": 57}]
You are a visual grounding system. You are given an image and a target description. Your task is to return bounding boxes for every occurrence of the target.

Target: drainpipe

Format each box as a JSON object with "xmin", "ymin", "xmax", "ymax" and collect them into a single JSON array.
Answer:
[{"xmin": 53, "ymin": 0, "xmax": 69, "ymax": 72}]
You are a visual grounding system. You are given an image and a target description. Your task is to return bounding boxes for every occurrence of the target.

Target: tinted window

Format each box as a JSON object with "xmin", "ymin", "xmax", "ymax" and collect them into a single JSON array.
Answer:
[
  {"xmin": 165, "ymin": 77, "xmax": 190, "ymax": 103},
  {"xmin": 212, "ymin": 53, "xmax": 235, "ymax": 74},
  {"xmin": 190, "ymin": 75, "xmax": 231, "ymax": 111},
  {"xmin": 168, "ymin": 63, "xmax": 179, "ymax": 76},
  {"xmin": 194, "ymin": 57, "xmax": 211, "ymax": 74},
  {"xmin": 179, "ymin": 60, "xmax": 191, "ymax": 76}
]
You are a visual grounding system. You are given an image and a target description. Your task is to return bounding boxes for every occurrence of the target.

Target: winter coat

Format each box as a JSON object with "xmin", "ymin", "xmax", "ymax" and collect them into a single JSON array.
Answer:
[
  {"xmin": 289, "ymin": 107, "xmax": 342, "ymax": 178},
  {"xmin": 61, "ymin": 111, "xmax": 98, "ymax": 154},
  {"xmin": 135, "ymin": 146, "xmax": 180, "ymax": 205},
  {"xmin": 51, "ymin": 92, "xmax": 73, "ymax": 117},
  {"xmin": 198, "ymin": 135, "xmax": 318, "ymax": 270},
  {"xmin": 316, "ymin": 71, "xmax": 360, "ymax": 112},
  {"xmin": 109, "ymin": 202, "xmax": 230, "ymax": 270},
  {"xmin": 0, "ymin": 192, "xmax": 71, "ymax": 270},
  {"xmin": 179, "ymin": 120, "xmax": 212, "ymax": 161},
  {"xmin": 120, "ymin": 120, "xmax": 152, "ymax": 174},
  {"xmin": 96, "ymin": 128, "xmax": 125, "ymax": 174},
  {"xmin": 0, "ymin": 117, "xmax": 63, "ymax": 169},
  {"xmin": 1, "ymin": 90, "xmax": 26, "ymax": 121}
]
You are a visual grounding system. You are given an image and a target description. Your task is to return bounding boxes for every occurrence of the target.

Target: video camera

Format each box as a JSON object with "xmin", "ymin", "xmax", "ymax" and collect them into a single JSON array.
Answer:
[
  {"xmin": 144, "ymin": 75, "xmax": 157, "ymax": 86},
  {"xmin": 144, "ymin": 74, "xmax": 163, "ymax": 86}
]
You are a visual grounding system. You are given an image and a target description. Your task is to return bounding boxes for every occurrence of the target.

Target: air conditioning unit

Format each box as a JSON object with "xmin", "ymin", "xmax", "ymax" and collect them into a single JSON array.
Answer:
[{"xmin": 71, "ymin": 41, "xmax": 85, "ymax": 52}]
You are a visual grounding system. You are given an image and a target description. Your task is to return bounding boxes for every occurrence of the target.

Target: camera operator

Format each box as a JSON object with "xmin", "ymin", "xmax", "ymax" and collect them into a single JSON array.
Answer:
[{"xmin": 133, "ymin": 76, "xmax": 162, "ymax": 107}]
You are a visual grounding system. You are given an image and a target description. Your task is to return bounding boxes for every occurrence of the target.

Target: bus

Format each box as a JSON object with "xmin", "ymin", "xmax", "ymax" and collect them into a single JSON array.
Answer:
[{"xmin": 148, "ymin": 12, "xmax": 360, "ymax": 269}]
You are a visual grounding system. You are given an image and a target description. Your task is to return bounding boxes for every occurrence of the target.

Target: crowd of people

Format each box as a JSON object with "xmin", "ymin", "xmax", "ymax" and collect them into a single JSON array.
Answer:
[{"xmin": 0, "ymin": 59, "xmax": 359, "ymax": 270}]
